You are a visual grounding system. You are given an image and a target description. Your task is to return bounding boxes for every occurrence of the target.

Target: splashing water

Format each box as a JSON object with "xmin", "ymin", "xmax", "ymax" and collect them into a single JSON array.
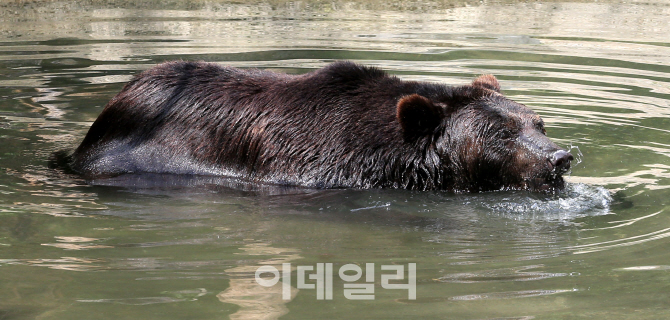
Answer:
[
  {"xmin": 568, "ymin": 144, "xmax": 584, "ymax": 168},
  {"xmin": 479, "ymin": 183, "xmax": 613, "ymax": 221}
]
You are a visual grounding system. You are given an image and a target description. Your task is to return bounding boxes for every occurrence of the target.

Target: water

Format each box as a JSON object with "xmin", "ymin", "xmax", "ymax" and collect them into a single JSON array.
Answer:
[{"xmin": 1, "ymin": 0, "xmax": 669, "ymax": 319}]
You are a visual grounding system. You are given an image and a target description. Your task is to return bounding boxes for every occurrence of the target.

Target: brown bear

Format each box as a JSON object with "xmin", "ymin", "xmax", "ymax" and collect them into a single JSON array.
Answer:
[{"xmin": 63, "ymin": 61, "xmax": 572, "ymax": 193}]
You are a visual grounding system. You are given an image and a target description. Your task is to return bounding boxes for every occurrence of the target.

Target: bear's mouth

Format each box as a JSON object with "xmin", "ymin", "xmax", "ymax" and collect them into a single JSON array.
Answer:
[
  {"xmin": 525, "ymin": 175, "xmax": 566, "ymax": 193},
  {"xmin": 517, "ymin": 155, "xmax": 572, "ymax": 193}
]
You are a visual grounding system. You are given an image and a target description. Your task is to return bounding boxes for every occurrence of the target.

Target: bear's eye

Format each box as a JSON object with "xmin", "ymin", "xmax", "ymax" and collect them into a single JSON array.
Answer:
[
  {"xmin": 499, "ymin": 129, "xmax": 514, "ymax": 140},
  {"xmin": 535, "ymin": 123, "xmax": 547, "ymax": 135}
]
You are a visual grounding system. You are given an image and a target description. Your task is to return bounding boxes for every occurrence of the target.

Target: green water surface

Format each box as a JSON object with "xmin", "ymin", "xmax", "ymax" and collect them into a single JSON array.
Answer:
[{"xmin": 1, "ymin": 1, "xmax": 669, "ymax": 319}]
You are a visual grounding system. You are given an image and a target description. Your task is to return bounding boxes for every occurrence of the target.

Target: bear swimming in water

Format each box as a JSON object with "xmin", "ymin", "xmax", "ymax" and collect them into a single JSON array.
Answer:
[{"xmin": 63, "ymin": 61, "xmax": 572, "ymax": 193}]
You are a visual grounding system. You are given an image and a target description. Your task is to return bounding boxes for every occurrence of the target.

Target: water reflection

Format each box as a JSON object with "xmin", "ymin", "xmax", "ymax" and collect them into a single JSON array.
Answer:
[
  {"xmin": 41, "ymin": 236, "xmax": 113, "ymax": 250},
  {"xmin": 570, "ymin": 164, "xmax": 670, "ymax": 191},
  {"xmin": 218, "ymin": 243, "xmax": 300, "ymax": 320},
  {"xmin": 0, "ymin": 257, "xmax": 105, "ymax": 272}
]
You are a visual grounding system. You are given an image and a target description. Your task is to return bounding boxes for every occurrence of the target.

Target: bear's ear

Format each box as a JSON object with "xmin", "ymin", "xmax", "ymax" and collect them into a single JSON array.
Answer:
[
  {"xmin": 472, "ymin": 74, "xmax": 501, "ymax": 93},
  {"xmin": 397, "ymin": 94, "xmax": 442, "ymax": 137}
]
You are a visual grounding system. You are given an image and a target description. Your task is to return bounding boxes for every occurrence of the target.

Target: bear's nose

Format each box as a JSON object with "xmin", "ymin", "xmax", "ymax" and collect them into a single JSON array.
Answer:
[{"xmin": 550, "ymin": 150, "xmax": 573, "ymax": 173}]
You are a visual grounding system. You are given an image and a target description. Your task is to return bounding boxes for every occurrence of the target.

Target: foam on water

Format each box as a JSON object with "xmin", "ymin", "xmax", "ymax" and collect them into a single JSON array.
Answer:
[{"xmin": 479, "ymin": 183, "xmax": 613, "ymax": 221}]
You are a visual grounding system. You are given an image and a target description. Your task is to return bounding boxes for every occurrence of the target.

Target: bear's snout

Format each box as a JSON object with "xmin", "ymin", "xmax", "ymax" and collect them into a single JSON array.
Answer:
[{"xmin": 549, "ymin": 150, "xmax": 573, "ymax": 174}]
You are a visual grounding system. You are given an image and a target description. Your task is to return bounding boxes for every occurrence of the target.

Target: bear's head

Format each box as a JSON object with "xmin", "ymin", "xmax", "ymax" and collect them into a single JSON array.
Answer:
[{"xmin": 397, "ymin": 75, "xmax": 573, "ymax": 193}]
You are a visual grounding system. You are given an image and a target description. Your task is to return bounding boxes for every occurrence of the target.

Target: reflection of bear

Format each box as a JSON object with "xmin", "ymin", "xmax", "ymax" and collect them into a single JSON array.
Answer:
[{"xmin": 66, "ymin": 61, "xmax": 572, "ymax": 192}]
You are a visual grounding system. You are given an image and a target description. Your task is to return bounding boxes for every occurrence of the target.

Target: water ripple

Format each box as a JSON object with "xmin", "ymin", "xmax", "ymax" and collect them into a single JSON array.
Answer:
[
  {"xmin": 450, "ymin": 288, "xmax": 575, "ymax": 301},
  {"xmin": 437, "ymin": 265, "xmax": 567, "ymax": 283}
]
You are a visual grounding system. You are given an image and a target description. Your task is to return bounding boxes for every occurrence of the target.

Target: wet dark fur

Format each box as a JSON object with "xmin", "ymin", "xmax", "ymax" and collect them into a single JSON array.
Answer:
[{"xmin": 58, "ymin": 61, "xmax": 570, "ymax": 192}]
